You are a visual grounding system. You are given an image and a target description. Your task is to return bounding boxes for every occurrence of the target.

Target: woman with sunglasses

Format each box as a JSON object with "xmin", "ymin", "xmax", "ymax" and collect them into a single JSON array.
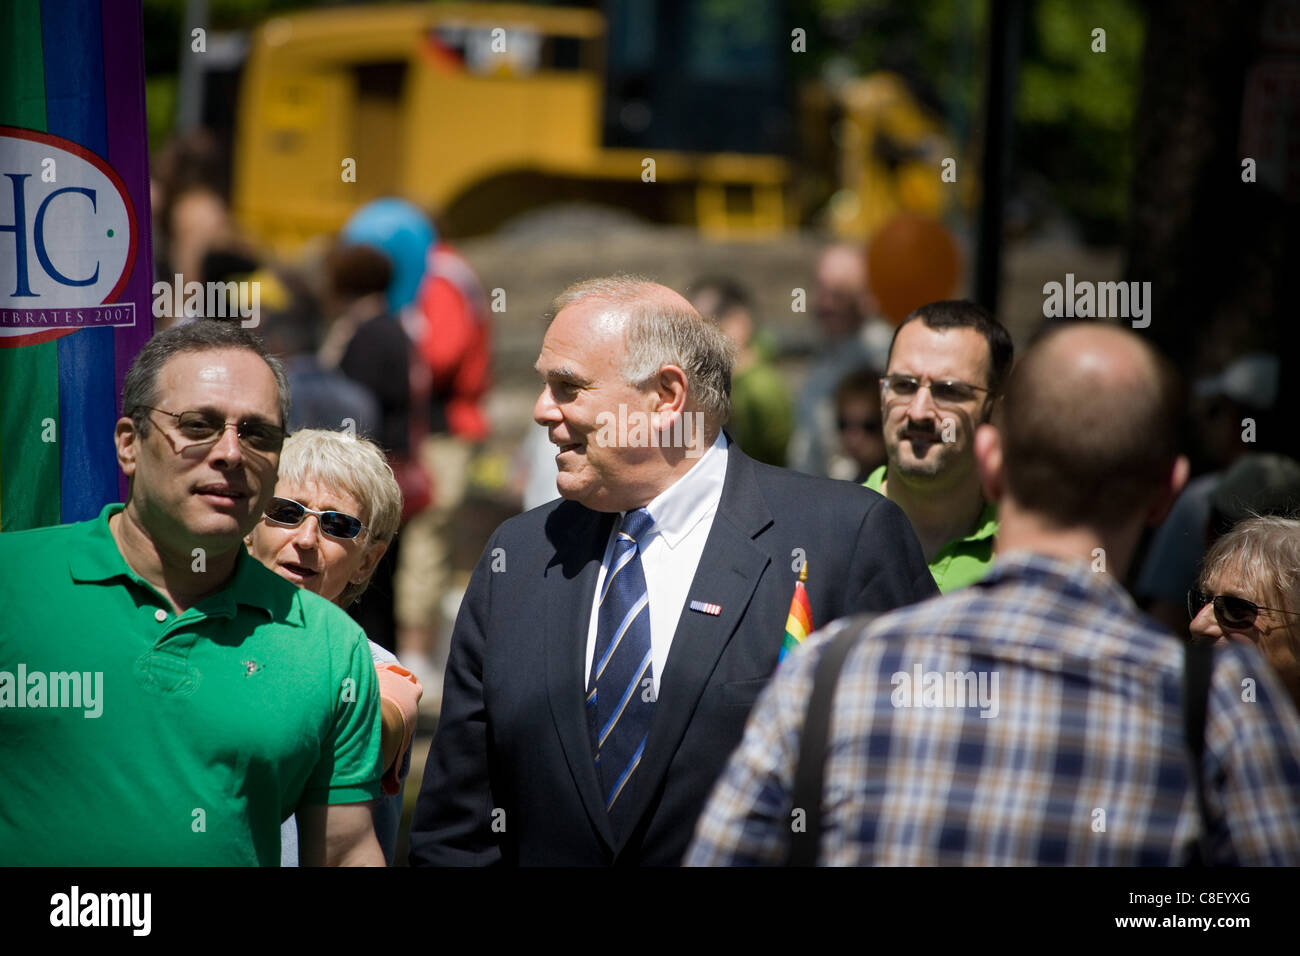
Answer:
[
  {"xmin": 244, "ymin": 428, "xmax": 423, "ymax": 866},
  {"xmin": 1189, "ymin": 515, "xmax": 1300, "ymax": 711}
]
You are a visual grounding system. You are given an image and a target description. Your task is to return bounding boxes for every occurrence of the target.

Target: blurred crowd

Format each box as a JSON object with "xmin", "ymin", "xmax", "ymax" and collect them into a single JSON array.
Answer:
[
  {"xmin": 55, "ymin": 126, "xmax": 1292, "ymax": 867},
  {"xmin": 149, "ymin": 126, "xmax": 1300, "ymax": 724}
]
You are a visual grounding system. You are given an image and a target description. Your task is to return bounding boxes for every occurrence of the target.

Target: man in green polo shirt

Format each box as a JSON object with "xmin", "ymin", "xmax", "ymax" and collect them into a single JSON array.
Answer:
[
  {"xmin": 865, "ymin": 300, "xmax": 1012, "ymax": 593},
  {"xmin": 0, "ymin": 321, "xmax": 384, "ymax": 865}
]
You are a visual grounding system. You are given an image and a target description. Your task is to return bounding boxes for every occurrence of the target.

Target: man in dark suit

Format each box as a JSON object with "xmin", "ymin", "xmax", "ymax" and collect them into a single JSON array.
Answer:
[{"xmin": 409, "ymin": 277, "xmax": 937, "ymax": 866}]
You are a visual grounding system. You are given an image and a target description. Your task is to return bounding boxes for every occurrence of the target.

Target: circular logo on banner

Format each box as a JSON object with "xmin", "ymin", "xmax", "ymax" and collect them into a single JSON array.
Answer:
[{"xmin": 0, "ymin": 126, "xmax": 138, "ymax": 348}]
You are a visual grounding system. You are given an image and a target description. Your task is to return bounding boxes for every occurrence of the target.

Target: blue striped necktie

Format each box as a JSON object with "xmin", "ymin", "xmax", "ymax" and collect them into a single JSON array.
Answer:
[{"xmin": 588, "ymin": 507, "xmax": 656, "ymax": 829}]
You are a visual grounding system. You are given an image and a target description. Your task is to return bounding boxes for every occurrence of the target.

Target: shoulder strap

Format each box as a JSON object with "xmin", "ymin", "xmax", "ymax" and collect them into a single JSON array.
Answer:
[
  {"xmin": 787, "ymin": 622, "xmax": 866, "ymax": 867},
  {"xmin": 1183, "ymin": 636, "xmax": 1214, "ymax": 866}
]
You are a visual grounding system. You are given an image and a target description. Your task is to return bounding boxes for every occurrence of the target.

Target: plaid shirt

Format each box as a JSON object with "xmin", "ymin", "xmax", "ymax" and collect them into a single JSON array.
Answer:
[{"xmin": 686, "ymin": 552, "xmax": 1300, "ymax": 866}]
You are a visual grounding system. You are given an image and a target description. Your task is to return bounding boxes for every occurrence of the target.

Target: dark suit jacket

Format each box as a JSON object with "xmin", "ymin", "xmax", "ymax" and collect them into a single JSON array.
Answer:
[{"xmin": 409, "ymin": 445, "xmax": 937, "ymax": 866}]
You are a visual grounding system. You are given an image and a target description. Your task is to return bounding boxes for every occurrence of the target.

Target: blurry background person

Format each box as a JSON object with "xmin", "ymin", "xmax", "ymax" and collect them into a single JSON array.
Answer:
[
  {"xmin": 341, "ymin": 199, "xmax": 494, "ymax": 714},
  {"xmin": 151, "ymin": 131, "xmax": 234, "ymax": 324},
  {"xmin": 318, "ymin": 241, "xmax": 421, "ymax": 655},
  {"xmin": 832, "ymin": 366, "xmax": 887, "ymax": 483},
  {"xmin": 1206, "ymin": 454, "xmax": 1300, "ymax": 552},
  {"xmin": 687, "ymin": 276, "xmax": 792, "ymax": 467},
  {"xmin": 1190, "ymin": 516, "xmax": 1300, "ymax": 712},
  {"xmin": 1136, "ymin": 354, "xmax": 1284, "ymax": 634},
  {"xmin": 787, "ymin": 243, "xmax": 892, "ymax": 476},
  {"xmin": 257, "ymin": 269, "xmax": 380, "ymax": 436},
  {"xmin": 320, "ymin": 243, "xmax": 416, "ymax": 465},
  {"xmin": 246, "ymin": 429, "xmax": 423, "ymax": 866}
]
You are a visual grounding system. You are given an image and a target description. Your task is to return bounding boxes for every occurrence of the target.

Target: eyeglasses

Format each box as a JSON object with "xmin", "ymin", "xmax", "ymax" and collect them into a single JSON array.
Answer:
[
  {"xmin": 837, "ymin": 416, "xmax": 881, "ymax": 434},
  {"xmin": 263, "ymin": 496, "xmax": 368, "ymax": 540},
  {"xmin": 138, "ymin": 406, "xmax": 286, "ymax": 453},
  {"xmin": 1187, "ymin": 587, "xmax": 1300, "ymax": 631},
  {"xmin": 880, "ymin": 374, "xmax": 989, "ymax": 407}
]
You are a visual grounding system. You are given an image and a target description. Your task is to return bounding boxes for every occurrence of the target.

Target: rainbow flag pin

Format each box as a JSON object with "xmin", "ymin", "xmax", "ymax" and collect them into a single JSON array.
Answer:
[{"xmin": 779, "ymin": 560, "xmax": 813, "ymax": 661}]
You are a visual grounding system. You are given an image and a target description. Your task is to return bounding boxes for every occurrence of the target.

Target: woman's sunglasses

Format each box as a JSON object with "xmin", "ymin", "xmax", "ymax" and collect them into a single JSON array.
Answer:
[
  {"xmin": 263, "ymin": 497, "xmax": 367, "ymax": 540},
  {"xmin": 1187, "ymin": 587, "xmax": 1297, "ymax": 630}
]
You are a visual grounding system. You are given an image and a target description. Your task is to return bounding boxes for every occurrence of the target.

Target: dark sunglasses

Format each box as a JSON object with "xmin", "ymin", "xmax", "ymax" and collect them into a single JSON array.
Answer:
[
  {"xmin": 1187, "ymin": 587, "xmax": 1297, "ymax": 630},
  {"xmin": 880, "ymin": 374, "xmax": 988, "ymax": 406},
  {"xmin": 264, "ymin": 497, "xmax": 367, "ymax": 540},
  {"xmin": 138, "ymin": 406, "xmax": 286, "ymax": 453}
]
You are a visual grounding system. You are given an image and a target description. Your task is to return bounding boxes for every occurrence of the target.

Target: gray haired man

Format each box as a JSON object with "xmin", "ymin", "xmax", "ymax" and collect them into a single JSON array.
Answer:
[{"xmin": 410, "ymin": 276, "xmax": 937, "ymax": 866}]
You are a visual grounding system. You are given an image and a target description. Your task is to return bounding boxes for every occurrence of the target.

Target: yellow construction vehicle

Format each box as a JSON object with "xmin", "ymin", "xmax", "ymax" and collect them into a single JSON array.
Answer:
[{"xmin": 229, "ymin": 1, "xmax": 956, "ymax": 253}]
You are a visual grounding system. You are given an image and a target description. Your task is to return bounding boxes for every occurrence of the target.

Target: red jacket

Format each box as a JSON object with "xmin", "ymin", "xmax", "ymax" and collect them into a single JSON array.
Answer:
[{"xmin": 412, "ymin": 243, "xmax": 492, "ymax": 441}]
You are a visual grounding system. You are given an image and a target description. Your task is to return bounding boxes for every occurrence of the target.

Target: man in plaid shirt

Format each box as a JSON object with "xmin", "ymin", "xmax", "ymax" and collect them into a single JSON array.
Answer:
[{"xmin": 687, "ymin": 324, "xmax": 1300, "ymax": 866}]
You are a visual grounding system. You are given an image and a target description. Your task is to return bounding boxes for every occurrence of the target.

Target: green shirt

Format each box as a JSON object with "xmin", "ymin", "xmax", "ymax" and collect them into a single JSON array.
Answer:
[
  {"xmin": 0, "ymin": 504, "xmax": 382, "ymax": 866},
  {"xmin": 865, "ymin": 465, "xmax": 999, "ymax": 593},
  {"xmin": 729, "ymin": 355, "xmax": 794, "ymax": 467}
]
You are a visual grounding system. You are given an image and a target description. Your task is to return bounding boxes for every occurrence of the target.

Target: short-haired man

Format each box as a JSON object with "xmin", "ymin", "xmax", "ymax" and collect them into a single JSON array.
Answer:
[
  {"xmin": 410, "ymin": 276, "xmax": 936, "ymax": 866},
  {"xmin": 0, "ymin": 321, "xmax": 384, "ymax": 865},
  {"xmin": 867, "ymin": 300, "xmax": 1013, "ymax": 592},
  {"xmin": 688, "ymin": 324, "xmax": 1300, "ymax": 865}
]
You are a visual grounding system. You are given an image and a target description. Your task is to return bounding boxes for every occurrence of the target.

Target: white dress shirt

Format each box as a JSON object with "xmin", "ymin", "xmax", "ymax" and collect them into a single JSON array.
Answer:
[{"xmin": 584, "ymin": 431, "xmax": 729, "ymax": 697}]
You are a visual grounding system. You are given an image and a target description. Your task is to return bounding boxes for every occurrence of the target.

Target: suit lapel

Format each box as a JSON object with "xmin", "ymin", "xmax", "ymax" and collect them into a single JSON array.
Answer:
[
  {"xmin": 612, "ymin": 447, "xmax": 773, "ymax": 849},
  {"xmin": 543, "ymin": 503, "xmax": 617, "ymax": 850}
]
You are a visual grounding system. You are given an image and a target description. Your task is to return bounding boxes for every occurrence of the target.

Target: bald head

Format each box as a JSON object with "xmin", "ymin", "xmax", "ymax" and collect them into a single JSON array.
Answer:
[
  {"xmin": 814, "ymin": 244, "xmax": 870, "ymax": 339},
  {"xmin": 1000, "ymin": 324, "xmax": 1184, "ymax": 529},
  {"xmin": 550, "ymin": 275, "xmax": 734, "ymax": 424}
]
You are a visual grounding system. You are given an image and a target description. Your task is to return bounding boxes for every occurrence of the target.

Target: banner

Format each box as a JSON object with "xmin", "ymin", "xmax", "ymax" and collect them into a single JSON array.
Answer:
[{"xmin": 0, "ymin": 0, "xmax": 154, "ymax": 531}]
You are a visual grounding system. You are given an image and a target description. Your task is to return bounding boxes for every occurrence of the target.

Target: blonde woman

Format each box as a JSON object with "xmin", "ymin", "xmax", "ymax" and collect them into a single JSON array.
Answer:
[{"xmin": 245, "ymin": 429, "xmax": 422, "ymax": 865}]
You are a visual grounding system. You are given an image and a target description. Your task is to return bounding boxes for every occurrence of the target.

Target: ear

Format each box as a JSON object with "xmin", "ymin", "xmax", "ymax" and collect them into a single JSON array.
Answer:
[
  {"xmin": 114, "ymin": 416, "xmax": 139, "ymax": 478},
  {"xmin": 649, "ymin": 363, "xmax": 689, "ymax": 430},
  {"xmin": 1146, "ymin": 454, "xmax": 1190, "ymax": 527},
  {"xmin": 974, "ymin": 423, "xmax": 1003, "ymax": 503},
  {"xmin": 352, "ymin": 538, "xmax": 388, "ymax": 585}
]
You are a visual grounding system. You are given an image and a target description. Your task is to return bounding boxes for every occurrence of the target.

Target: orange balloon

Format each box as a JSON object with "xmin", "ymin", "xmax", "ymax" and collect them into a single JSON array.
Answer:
[{"xmin": 867, "ymin": 214, "xmax": 962, "ymax": 325}]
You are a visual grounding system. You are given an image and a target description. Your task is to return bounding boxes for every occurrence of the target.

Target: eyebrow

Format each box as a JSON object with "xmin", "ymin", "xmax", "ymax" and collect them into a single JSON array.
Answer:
[
  {"xmin": 190, "ymin": 405, "xmax": 278, "ymax": 425},
  {"xmin": 535, "ymin": 364, "xmax": 592, "ymax": 387}
]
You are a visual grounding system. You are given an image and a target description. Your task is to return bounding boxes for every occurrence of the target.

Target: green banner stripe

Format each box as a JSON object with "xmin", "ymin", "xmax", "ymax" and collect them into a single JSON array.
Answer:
[
  {"xmin": 0, "ymin": 343, "xmax": 62, "ymax": 530},
  {"xmin": 0, "ymin": 0, "xmax": 48, "ymax": 129},
  {"xmin": 0, "ymin": 0, "xmax": 56, "ymax": 529}
]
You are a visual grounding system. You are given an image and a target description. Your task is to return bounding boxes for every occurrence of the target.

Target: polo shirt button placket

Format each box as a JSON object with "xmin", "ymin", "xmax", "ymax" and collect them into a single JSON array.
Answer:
[{"xmin": 154, "ymin": 608, "xmax": 167, "ymax": 623}]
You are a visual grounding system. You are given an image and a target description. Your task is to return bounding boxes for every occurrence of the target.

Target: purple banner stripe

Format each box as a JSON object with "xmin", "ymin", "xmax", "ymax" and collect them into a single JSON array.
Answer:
[{"xmin": 100, "ymin": 0, "xmax": 154, "ymax": 502}]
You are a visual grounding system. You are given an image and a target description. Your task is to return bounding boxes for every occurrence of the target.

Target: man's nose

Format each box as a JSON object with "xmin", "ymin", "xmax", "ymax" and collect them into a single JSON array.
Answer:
[
  {"xmin": 904, "ymin": 384, "xmax": 939, "ymax": 421},
  {"xmin": 1189, "ymin": 600, "xmax": 1222, "ymax": 642},
  {"xmin": 534, "ymin": 386, "xmax": 560, "ymax": 426},
  {"xmin": 210, "ymin": 423, "xmax": 244, "ymax": 466}
]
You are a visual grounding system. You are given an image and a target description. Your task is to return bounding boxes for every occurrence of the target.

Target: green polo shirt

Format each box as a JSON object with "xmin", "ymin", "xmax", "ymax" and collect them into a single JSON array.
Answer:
[
  {"xmin": 0, "ymin": 504, "xmax": 381, "ymax": 866},
  {"xmin": 865, "ymin": 465, "xmax": 999, "ymax": 593}
]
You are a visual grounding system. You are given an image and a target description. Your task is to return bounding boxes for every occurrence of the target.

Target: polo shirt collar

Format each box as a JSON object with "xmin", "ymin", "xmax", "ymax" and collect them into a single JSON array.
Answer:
[
  {"xmin": 965, "ymin": 501, "xmax": 999, "ymax": 545},
  {"xmin": 69, "ymin": 503, "xmax": 293, "ymax": 624},
  {"xmin": 866, "ymin": 466, "xmax": 999, "ymax": 546}
]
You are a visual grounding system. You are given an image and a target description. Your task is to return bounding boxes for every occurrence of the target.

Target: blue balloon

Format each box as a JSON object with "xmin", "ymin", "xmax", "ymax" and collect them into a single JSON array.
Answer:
[{"xmin": 340, "ymin": 198, "xmax": 437, "ymax": 313}]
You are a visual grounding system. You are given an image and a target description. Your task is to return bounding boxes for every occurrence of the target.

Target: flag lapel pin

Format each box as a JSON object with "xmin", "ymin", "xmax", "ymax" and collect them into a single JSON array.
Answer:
[{"xmin": 689, "ymin": 599, "xmax": 722, "ymax": 616}]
